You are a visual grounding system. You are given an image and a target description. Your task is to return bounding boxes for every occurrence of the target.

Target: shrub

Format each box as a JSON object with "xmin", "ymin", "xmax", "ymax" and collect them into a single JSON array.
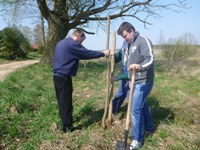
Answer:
[
  {"xmin": 21, "ymin": 37, "xmax": 32, "ymax": 54},
  {"xmin": 0, "ymin": 27, "xmax": 31, "ymax": 60},
  {"xmin": 37, "ymin": 45, "xmax": 45, "ymax": 54},
  {"xmin": 161, "ymin": 39, "xmax": 197, "ymax": 73}
]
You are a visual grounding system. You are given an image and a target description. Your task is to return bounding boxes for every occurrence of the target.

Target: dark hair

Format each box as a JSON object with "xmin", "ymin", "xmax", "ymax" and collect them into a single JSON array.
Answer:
[
  {"xmin": 117, "ymin": 22, "xmax": 135, "ymax": 36},
  {"xmin": 73, "ymin": 29, "xmax": 86, "ymax": 38}
]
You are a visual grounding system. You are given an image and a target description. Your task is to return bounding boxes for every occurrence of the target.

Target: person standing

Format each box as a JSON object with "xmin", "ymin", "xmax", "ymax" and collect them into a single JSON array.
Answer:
[
  {"xmin": 112, "ymin": 42, "xmax": 130, "ymax": 114},
  {"xmin": 53, "ymin": 29, "xmax": 110, "ymax": 133},
  {"xmin": 113, "ymin": 22, "xmax": 155, "ymax": 149}
]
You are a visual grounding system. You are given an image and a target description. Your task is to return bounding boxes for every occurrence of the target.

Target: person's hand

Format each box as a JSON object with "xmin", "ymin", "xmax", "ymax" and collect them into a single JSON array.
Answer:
[
  {"xmin": 129, "ymin": 64, "xmax": 140, "ymax": 71},
  {"xmin": 103, "ymin": 50, "xmax": 110, "ymax": 56}
]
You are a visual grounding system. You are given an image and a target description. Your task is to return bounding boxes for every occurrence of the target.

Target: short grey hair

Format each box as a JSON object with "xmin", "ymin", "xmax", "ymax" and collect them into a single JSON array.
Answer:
[{"xmin": 72, "ymin": 29, "xmax": 86, "ymax": 39}]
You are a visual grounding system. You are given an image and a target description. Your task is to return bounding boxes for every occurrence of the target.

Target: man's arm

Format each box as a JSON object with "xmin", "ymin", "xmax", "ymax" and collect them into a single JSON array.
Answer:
[{"xmin": 138, "ymin": 36, "xmax": 154, "ymax": 71}]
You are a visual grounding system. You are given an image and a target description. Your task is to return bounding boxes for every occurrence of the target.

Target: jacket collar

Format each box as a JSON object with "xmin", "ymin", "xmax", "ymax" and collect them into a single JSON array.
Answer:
[{"xmin": 132, "ymin": 31, "xmax": 139, "ymax": 43}]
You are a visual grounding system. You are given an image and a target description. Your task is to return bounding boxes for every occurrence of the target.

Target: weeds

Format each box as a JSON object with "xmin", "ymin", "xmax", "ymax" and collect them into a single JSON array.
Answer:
[{"xmin": 160, "ymin": 42, "xmax": 198, "ymax": 73}]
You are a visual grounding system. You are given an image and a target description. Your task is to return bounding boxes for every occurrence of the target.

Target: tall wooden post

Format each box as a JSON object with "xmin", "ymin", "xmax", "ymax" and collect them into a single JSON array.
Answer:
[
  {"xmin": 102, "ymin": 16, "xmax": 110, "ymax": 128},
  {"xmin": 107, "ymin": 31, "xmax": 116, "ymax": 126}
]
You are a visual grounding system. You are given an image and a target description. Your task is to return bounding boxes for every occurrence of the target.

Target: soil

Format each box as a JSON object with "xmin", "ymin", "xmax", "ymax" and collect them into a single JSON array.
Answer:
[{"xmin": 0, "ymin": 60, "xmax": 39, "ymax": 81}]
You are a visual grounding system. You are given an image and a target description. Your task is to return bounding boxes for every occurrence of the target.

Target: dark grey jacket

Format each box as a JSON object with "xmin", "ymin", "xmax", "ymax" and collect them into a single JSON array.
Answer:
[{"xmin": 127, "ymin": 32, "xmax": 154, "ymax": 83}]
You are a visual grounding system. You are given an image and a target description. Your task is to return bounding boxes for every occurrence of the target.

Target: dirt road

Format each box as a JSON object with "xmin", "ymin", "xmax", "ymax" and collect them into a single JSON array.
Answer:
[{"xmin": 0, "ymin": 60, "xmax": 40, "ymax": 81}]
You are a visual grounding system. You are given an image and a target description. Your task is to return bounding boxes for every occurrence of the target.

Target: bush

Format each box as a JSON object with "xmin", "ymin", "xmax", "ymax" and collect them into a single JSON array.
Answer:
[
  {"xmin": 37, "ymin": 45, "xmax": 45, "ymax": 54},
  {"xmin": 161, "ymin": 39, "xmax": 197, "ymax": 73},
  {"xmin": 21, "ymin": 37, "xmax": 32, "ymax": 54},
  {"xmin": 0, "ymin": 27, "xmax": 31, "ymax": 60}
]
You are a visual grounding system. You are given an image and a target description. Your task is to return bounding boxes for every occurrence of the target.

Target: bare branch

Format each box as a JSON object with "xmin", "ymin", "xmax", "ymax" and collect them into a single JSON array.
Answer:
[
  {"xmin": 36, "ymin": 0, "xmax": 50, "ymax": 20},
  {"xmin": 74, "ymin": 27, "xmax": 95, "ymax": 35}
]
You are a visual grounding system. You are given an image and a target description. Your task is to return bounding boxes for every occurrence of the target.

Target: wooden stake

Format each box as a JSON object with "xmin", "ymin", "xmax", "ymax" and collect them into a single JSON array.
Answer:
[
  {"xmin": 107, "ymin": 31, "xmax": 116, "ymax": 126},
  {"xmin": 102, "ymin": 16, "xmax": 110, "ymax": 128}
]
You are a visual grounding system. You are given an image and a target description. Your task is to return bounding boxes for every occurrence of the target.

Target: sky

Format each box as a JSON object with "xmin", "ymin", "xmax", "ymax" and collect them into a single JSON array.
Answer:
[
  {"xmin": 83, "ymin": 0, "xmax": 200, "ymax": 50},
  {"xmin": 0, "ymin": 0, "xmax": 199, "ymax": 50}
]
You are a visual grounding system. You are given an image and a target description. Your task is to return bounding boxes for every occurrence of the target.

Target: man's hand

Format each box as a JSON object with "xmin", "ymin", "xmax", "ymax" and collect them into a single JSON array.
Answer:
[
  {"xmin": 103, "ymin": 50, "xmax": 110, "ymax": 56},
  {"xmin": 129, "ymin": 64, "xmax": 140, "ymax": 71}
]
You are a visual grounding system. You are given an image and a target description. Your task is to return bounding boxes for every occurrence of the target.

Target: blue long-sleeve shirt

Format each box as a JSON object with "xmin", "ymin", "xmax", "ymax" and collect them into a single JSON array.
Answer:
[{"xmin": 53, "ymin": 37, "xmax": 105, "ymax": 77}]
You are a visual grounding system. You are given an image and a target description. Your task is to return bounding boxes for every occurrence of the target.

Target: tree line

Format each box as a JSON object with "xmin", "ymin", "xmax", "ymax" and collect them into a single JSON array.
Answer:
[{"xmin": 0, "ymin": 24, "xmax": 44, "ymax": 60}]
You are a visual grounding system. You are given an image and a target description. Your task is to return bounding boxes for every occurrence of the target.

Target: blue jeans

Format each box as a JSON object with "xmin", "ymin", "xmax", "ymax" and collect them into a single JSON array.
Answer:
[
  {"xmin": 112, "ymin": 65, "xmax": 130, "ymax": 113},
  {"xmin": 112, "ymin": 79, "xmax": 129, "ymax": 113},
  {"xmin": 131, "ymin": 81, "xmax": 154, "ymax": 143}
]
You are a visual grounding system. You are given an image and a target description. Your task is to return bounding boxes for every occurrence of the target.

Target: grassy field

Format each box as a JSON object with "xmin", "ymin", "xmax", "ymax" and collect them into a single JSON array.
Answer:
[{"xmin": 0, "ymin": 52, "xmax": 200, "ymax": 149}]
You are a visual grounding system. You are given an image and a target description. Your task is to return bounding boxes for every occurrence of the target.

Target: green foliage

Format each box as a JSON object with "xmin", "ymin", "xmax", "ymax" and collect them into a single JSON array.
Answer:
[
  {"xmin": 26, "ymin": 52, "xmax": 42, "ymax": 60},
  {"xmin": 0, "ymin": 30, "xmax": 2, "ymax": 46},
  {"xmin": 158, "ymin": 130, "xmax": 168, "ymax": 139},
  {"xmin": 21, "ymin": 37, "xmax": 32, "ymax": 53},
  {"xmin": 37, "ymin": 45, "xmax": 45, "ymax": 54},
  {"xmin": 0, "ymin": 27, "xmax": 31, "ymax": 60},
  {"xmin": 161, "ymin": 39, "xmax": 197, "ymax": 73}
]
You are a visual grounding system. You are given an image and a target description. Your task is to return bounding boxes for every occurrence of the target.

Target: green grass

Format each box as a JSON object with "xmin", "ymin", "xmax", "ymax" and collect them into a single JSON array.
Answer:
[
  {"xmin": 26, "ymin": 52, "xmax": 42, "ymax": 60},
  {"xmin": 0, "ymin": 58, "xmax": 200, "ymax": 150},
  {"xmin": 0, "ymin": 52, "xmax": 42, "ymax": 64}
]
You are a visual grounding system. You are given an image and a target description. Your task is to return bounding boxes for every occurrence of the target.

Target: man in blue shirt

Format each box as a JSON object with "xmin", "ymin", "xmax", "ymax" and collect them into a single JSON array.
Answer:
[{"xmin": 53, "ymin": 29, "xmax": 109, "ymax": 133}]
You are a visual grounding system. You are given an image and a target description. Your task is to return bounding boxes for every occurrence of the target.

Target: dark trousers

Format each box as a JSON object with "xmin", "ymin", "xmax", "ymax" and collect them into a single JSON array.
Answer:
[{"xmin": 53, "ymin": 75, "xmax": 73, "ymax": 127}]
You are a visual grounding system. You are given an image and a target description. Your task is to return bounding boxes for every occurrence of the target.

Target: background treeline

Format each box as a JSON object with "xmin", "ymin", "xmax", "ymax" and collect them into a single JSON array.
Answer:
[
  {"xmin": 0, "ymin": 26, "xmax": 31, "ymax": 59},
  {"xmin": 0, "ymin": 25, "xmax": 45, "ymax": 60}
]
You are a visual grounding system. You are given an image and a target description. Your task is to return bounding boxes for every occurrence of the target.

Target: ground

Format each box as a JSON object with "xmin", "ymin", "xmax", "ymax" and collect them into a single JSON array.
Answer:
[{"xmin": 0, "ymin": 60, "xmax": 39, "ymax": 81}]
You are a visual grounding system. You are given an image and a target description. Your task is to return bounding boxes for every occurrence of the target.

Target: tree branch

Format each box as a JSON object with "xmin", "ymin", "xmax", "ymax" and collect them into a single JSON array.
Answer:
[{"xmin": 36, "ymin": 0, "xmax": 50, "ymax": 20}]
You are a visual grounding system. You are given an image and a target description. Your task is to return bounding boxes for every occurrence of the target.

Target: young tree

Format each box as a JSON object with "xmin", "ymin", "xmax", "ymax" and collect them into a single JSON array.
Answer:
[
  {"xmin": 0, "ymin": 0, "xmax": 187, "ymax": 65},
  {"xmin": 33, "ymin": 24, "xmax": 44, "ymax": 46},
  {"xmin": 19, "ymin": 25, "xmax": 33, "ymax": 44}
]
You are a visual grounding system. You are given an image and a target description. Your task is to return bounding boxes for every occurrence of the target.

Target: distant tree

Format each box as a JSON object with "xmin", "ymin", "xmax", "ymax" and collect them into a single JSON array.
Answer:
[
  {"xmin": 0, "ymin": 0, "xmax": 188, "ymax": 65},
  {"xmin": 161, "ymin": 33, "xmax": 197, "ymax": 73},
  {"xmin": 19, "ymin": 25, "xmax": 33, "ymax": 44},
  {"xmin": 178, "ymin": 33, "xmax": 197, "ymax": 45},
  {"xmin": 40, "ymin": 13, "xmax": 46, "ymax": 46},
  {"xmin": 0, "ymin": 27, "xmax": 31, "ymax": 59},
  {"xmin": 158, "ymin": 30, "xmax": 165, "ymax": 47},
  {"xmin": 0, "ymin": 30, "xmax": 2, "ymax": 48},
  {"xmin": 33, "ymin": 24, "xmax": 44, "ymax": 46},
  {"xmin": 21, "ymin": 37, "xmax": 32, "ymax": 53}
]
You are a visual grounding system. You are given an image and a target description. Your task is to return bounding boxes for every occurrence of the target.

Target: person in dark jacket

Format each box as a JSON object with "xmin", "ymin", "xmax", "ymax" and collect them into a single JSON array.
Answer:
[
  {"xmin": 53, "ymin": 29, "xmax": 110, "ymax": 133},
  {"xmin": 112, "ymin": 22, "xmax": 154, "ymax": 149}
]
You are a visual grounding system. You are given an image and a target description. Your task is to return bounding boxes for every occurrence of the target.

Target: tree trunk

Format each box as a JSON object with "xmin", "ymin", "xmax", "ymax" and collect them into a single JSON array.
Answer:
[{"xmin": 40, "ymin": 18, "xmax": 70, "ymax": 65}]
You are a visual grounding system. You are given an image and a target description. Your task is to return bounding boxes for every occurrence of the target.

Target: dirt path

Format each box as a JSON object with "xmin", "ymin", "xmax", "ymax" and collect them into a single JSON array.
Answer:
[{"xmin": 0, "ymin": 60, "xmax": 40, "ymax": 81}]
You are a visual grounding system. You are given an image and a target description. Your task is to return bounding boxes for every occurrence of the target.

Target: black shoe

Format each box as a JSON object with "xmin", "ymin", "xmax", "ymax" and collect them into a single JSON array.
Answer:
[
  {"xmin": 63, "ymin": 126, "xmax": 73, "ymax": 133},
  {"xmin": 145, "ymin": 130, "xmax": 154, "ymax": 136}
]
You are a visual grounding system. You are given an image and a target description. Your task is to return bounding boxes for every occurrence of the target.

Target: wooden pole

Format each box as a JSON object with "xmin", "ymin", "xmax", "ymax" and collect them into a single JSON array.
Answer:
[
  {"xmin": 102, "ymin": 16, "xmax": 110, "ymax": 128},
  {"xmin": 107, "ymin": 31, "xmax": 116, "ymax": 126}
]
